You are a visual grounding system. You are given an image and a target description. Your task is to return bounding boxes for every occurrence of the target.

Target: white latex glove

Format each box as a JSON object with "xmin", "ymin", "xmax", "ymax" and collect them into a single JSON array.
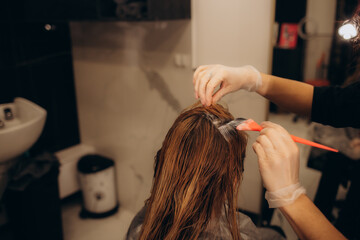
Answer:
[
  {"xmin": 252, "ymin": 121, "xmax": 300, "ymax": 192},
  {"xmin": 253, "ymin": 121, "xmax": 305, "ymax": 208},
  {"xmin": 193, "ymin": 64, "xmax": 262, "ymax": 106}
]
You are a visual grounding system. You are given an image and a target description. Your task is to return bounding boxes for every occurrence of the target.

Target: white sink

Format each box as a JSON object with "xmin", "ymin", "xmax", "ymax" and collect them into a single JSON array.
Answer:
[{"xmin": 0, "ymin": 98, "xmax": 47, "ymax": 163}]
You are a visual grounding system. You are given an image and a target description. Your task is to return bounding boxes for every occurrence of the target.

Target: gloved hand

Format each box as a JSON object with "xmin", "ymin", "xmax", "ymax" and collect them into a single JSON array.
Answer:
[
  {"xmin": 193, "ymin": 65, "xmax": 262, "ymax": 106},
  {"xmin": 252, "ymin": 121, "xmax": 305, "ymax": 208}
]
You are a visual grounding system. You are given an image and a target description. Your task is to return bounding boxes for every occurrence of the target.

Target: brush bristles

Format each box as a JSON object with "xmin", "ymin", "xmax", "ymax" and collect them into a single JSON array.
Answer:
[{"xmin": 217, "ymin": 118, "xmax": 246, "ymax": 141}]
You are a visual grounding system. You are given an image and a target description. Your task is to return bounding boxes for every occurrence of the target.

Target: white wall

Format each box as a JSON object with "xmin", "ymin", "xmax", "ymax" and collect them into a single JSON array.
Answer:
[
  {"xmin": 192, "ymin": 0, "xmax": 275, "ymax": 214},
  {"xmin": 191, "ymin": 0, "xmax": 274, "ymax": 71}
]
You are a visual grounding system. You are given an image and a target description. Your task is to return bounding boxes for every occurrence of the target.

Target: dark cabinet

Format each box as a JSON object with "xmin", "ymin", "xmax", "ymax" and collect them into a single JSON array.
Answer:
[
  {"xmin": 10, "ymin": 0, "xmax": 190, "ymax": 22},
  {"xmin": 10, "ymin": 0, "xmax": 101, "ymax": 21},
  {"xmin": 272, "ymin": 47, "xmax": 304, "ymax": 81},
  {"xmin": 148, "ymin": 0, "xmax": 191, "ymax": 20},
  {"xmin": 10, "ymin": 0, "xmax": 69, "ymax": 22},
  {"xmin": 66, "ymin": 0, "xmax": 99, "ymax": 20}
]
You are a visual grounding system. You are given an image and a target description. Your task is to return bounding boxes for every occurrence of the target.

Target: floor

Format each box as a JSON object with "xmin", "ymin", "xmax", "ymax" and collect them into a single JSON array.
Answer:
[
  {"xmin": 61, "ymin": 195, "xmax": 135, "ymax": 240},
  {"xmin": 60, "ymin": 113, "xmax": 324, "ymax": 240}
]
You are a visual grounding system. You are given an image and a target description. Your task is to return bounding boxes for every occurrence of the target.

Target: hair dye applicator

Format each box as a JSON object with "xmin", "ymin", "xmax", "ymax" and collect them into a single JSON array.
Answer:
[{"xmin": 226, "ymin": 118, "xmax": 338, "ymax": 152}]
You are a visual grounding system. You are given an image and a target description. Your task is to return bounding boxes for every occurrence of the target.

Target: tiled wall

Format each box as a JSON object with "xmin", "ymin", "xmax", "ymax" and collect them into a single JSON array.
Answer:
[{"xmin": 70, "ymin": 20, "xmax": 194, "ymax": 212}]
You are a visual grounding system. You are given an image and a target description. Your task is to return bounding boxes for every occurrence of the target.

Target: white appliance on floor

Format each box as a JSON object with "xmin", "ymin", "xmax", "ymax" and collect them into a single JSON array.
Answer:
[{"xmin": 77, "ymin": 154, "xmax": 118, "ymax": 218}]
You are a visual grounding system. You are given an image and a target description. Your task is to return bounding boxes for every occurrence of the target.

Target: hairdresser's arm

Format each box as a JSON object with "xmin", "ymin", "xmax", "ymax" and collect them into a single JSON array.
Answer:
[
  {"xmin": 257, "ymin": 73, "xmax": 313, "ymax": 116},
  {"xmin": 252, "ymin": 122, "xmax": 346, "ymax": 240},
  {"xmin": 279, "ymin": 194, "xmax": 346, "ymax": 240},
  {"xmin": 193, "ymin": 65, "xmax": 313, "ymax": 116}
]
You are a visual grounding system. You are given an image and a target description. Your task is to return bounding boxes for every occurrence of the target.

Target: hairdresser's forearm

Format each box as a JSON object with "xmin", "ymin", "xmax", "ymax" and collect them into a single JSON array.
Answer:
[
  {"xmin": 257, "ymin": 74, "xmax": 314, "ymax": 117},
  {"xmin": 279, "ymin": 194, "xmax": 346, "ymax": 240}
]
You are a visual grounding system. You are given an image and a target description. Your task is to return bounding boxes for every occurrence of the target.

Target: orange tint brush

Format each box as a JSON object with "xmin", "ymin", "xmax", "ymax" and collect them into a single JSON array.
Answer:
[{"xmin": 235, "ymin": 118, "xmax": 339, "ymax": 153}]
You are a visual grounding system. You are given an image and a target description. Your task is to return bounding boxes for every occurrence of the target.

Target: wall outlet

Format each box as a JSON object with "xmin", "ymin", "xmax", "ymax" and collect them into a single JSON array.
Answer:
[{"xmin": 174, "ymin": 53, "xmax": 190, "ymax": 68}]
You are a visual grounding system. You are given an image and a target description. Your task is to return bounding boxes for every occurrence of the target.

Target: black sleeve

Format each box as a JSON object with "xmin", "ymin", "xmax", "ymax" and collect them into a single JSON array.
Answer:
[{"xmin": 311, "ymin": 81, "xmax": 360, "ymax": 128}]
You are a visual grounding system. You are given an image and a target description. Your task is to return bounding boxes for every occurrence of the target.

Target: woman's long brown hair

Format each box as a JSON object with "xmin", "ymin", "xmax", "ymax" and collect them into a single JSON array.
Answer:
[{"xmin": 139, "ymin": 103, "xmax": 248, "ymax": 240}]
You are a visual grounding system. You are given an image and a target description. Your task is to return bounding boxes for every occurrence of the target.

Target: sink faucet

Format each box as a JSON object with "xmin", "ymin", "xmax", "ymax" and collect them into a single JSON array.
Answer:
[{"xmin": 4, "ymin": 108, "xmax": 14, "ymax": 120}]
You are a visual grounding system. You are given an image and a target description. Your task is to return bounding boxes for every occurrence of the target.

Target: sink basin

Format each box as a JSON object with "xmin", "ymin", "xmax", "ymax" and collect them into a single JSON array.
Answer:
[{"xmin": 0, "ymin": 98, "xmax": 47, "ymax": 163}]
